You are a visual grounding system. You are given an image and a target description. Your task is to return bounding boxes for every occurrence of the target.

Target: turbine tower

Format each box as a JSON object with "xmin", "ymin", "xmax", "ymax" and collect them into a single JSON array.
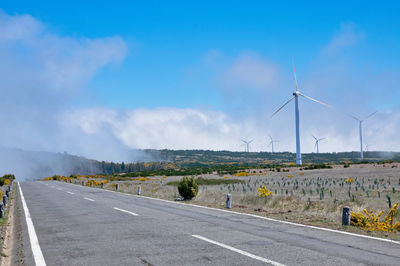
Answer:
[
  {"xmin": 347, "ymin": 111, "xmax": 377, "ymax": 160},
  {"xmin": 312, "ymin": 135, "xmax": 325, "ymax": 153},
  {"xmin": 268, "ymin": 135, "xmax": 278, "ymax": 153},
  {"xmin": 271, "ymin": 59, "xmax": 332, "ymax": 165},
  {"xmin": 241, "ymin": 139, "xmax": 253, "ymax": 152}
]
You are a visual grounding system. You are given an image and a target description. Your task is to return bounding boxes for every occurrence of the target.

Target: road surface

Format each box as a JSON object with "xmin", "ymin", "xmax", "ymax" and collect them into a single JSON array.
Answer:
[{"xmin": 16, "ymin": 181, "xmax": 400, "ymax": 265}]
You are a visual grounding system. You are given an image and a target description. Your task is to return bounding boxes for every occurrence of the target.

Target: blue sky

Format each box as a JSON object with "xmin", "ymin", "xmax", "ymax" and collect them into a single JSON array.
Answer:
[
  {"xmin": 1, "ymin": 1, "xmax": 399, "ymax": 160},
  {"xmin": 3, "ymin": 1, "xmax": 400, "ymax": 110}
]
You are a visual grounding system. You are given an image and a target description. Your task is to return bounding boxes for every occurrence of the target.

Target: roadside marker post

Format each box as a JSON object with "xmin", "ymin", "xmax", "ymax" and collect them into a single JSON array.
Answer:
[
  {"xmin": 100, "ymin": 182, "xmax": 104, "ymax": 189},
  {"xmin": 116, "ymin": 183, "xmax": 119, "ymax": 191},
  {"xmin": 0, "ymin": 203, "xmax": 3, "ymax": 218},
  {"xmin": 2, "ymin": 195, "xmax": 7, "ymax": 207},
  {"xmin": 342, "ymin": 206, "xmax": 351, "ymax": 225},
  {"xmin": 82, "ymin": 181, "xmax": 85, "ymax": 186},
  {"xmin": 137, "ymin": 186, "xmax": 141, "ymax": 195},
  {"xmin": 226, "ymin": 194, "xmax": 232, "ymax": 209}
]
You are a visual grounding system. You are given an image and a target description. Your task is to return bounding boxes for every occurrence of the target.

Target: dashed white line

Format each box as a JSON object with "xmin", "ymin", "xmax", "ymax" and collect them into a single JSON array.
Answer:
[
  {"xmin": 67, "ymin": 191, "xmax": 74, "ymax": 195},
  {"xmin": 113, "ymin": 207, "xmax": 138, "ymax": 216},
  {"xmin": 84, "ymin": 197, "xmax": 95, "ymax": 202},
  {"xmin": 18, "ymin": 182, "xmax": 47, "ymax": 266},
  {"xmin": 192, "ymin": 235, "xmax": 285, "ymax": 266},
  {"xmin": 62, "ymin": 181, "xmax": 400, "ymax": 245}
]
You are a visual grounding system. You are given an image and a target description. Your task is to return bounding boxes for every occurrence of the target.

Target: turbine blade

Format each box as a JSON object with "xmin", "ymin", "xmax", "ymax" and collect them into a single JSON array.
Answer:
[
  {"xmin": 319, "ymin": 138, "xmax": 326, "ymax": 141},
  {"xmin": 298, "ymin": 93, "xmax": 332, "ymax": 108},
  {"xmin": 292, "ymin": 57, "xmax": 299, "ymax": 91},
  {"xmin": 364, "ymin": 110, "xmax": 378, "ymax": 120},
  {"xmin": 344, "ymin": 112, "xmax": 361, "ymax": 121},
  {"xmin": 249, "ymin": 139, "xmax": 254, "ymax": 144},
  {"xmin": 312, "ymin": 135, "xmax": 317, "ymax": 140},
  {"xmin": 270, "ymin": 96, "xmax": 295, "ymax": 117}
]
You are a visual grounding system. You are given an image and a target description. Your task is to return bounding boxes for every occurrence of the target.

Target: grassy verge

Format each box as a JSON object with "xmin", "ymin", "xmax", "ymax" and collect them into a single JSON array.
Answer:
[
  {"xmin": 166, "ymin": 177, "xmax": 245, "ymax": 186},
  {"xmin": 0, "ymin": 210, "xmax": 8, "ymax": 225}
]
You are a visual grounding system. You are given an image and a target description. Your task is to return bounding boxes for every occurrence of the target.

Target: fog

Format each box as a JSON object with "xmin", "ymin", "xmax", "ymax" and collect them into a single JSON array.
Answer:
[{"xmin": 1, "ymin": 12, "xmax": 399, "ymax": 180}]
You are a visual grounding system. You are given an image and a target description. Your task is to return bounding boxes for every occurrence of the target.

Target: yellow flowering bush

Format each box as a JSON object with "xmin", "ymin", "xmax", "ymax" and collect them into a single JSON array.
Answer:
[
  {"xmin": 132, "ymin": 177, "xmax": 151, "ymax": 181},
  {"xmin": 351, "ymin": 203, "xmax": 400, "ymax": 232},
  {"xmin": 299, "ymin": 172, "xmax": 305, "ymax": 175},
  {"xmin": 223, "ymin": 176, "xmax": 229, "ymax": 179},
  {"xmin": 345, "ymin": 178, "xmax": 354, "ymax": 183},
  {"xmin": 287, "ymin": 175, "xmax": 294, "ymax": 178},
  {"xmin": 234, "ymin": 172, "xmax": 248, "ymax": 177},
  {"xmin": 257, "ymin": 185, "xmax": 273, "ymax": 197}
]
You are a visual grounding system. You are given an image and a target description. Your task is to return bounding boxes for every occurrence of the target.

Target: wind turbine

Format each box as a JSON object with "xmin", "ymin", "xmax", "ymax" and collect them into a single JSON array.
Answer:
[
  {"xmin": 365, "ymin": 143, "xmax": 373, "ymax": 152},
  {"xmin": 268, "ymin": 135, "xmax": 278, "ymax": 153},
  {"xmin": 312, "ymin": 135, "xmax": 325, "ymax": 153},
  {"xmin": 271, "ymin": 60, "xmax": 332, "ymax": 165},
  {"xmin": 241, "ymin": 139, "xmax": 253, "ymax": 152},
  {"xmin": 347, "ymin": 111, "xmax": 377, "ymax": 160}
]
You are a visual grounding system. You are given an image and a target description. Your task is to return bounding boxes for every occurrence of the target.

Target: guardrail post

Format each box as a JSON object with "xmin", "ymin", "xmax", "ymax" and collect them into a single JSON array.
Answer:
[
  {"xmin": 115, "ymin": 184, "xmax": 119, "ymax": 191},
  {"xmin": 226, "ymin": 194, "xmax": 232, "ymax": 209},
  {"xmin": 137, "ymin": 186, "xmax": 141, "ymax": 195},
  {"xmin": 342, "ymin": 206, "xmax": 351, "ymax": 225},
  {"xmin": 0, "ymin": 204, "xmax": 3, "ymax": 218}
]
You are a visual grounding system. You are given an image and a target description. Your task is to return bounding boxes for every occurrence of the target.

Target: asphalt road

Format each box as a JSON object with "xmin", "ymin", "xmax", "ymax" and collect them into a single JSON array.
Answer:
[{"xmin": 17, "ymin": 181, "xmax": 400, "ymax": 266}]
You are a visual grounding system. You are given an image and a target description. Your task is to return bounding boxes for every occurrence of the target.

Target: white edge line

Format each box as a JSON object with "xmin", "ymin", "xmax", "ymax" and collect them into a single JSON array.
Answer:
[
  {"xmin": 192, "ymin": 234, "xmax": 285, "ymax": 266},
  {"xmin": 67, "ymin": 191, "xmax": 74, "ymax": 195},
  {"xmin": 113, "ymin": 207, "xmax": 138, "ymax": 216},
  {"xmin": 18, "ymin": 182, "xmax": 47, "ymax": 266},
  {"xmin": 53, "ymin": 181, "xmax": 400, "ymax": 245},
  {"xmin": 83, "ymin": 197, "xmax": 95, "ymax": 202}
]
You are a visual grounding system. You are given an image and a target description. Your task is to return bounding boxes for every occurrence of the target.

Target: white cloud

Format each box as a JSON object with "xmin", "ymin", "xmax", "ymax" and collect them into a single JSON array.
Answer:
[
  {"xmin": 323, "ymin": 22, "xmax": 365, "ymax": 54},
  {"xmin": 59, "ymin": 106, "xmax": 400, "ymax": 159},
  {"xmin": 220, "ymin": 52, "xmax": 279, "ymax": 91},
  {"xmin": 0, "ymin": 11, "xmax": 127, "ymax": 154}
]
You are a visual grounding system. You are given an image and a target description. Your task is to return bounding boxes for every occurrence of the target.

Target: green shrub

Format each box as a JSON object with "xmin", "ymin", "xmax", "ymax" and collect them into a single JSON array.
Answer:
[{"xmin": 178, "ymin": 176, "xmax": 199, "ymax": 200}]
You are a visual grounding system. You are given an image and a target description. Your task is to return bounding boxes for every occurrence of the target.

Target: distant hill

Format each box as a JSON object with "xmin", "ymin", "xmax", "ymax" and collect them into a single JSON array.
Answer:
[
  {"xmin": 2, "ymin": 147, "xmax": 399, "ymax": 180},
  {"xmin": 143, "ymin": 149, "xmax": 400, "ymax": 164}
]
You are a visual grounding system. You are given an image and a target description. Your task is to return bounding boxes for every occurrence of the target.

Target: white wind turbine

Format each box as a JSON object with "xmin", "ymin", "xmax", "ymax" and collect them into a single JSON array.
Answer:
[
  {"xmin": 241, "ymin": 139, "xmax": 253, "ymax": 152},
  {"xmin": 312, "ymin": 135, "xmax": 325, "ymax": 153},
  {"xmin": 347, "ymin": 111, "xmax": 377, "ymax": 160},
  {"xmin": 268, "ymin": 135, "xmax": 278, "ymax": 153},
  {"xmin": 271, "ymin": 60, "xmax": 332, "ymax": 165},
  {"xmin": 365, "ymin": 143, "xmax": 373, "ymax": 152}
]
